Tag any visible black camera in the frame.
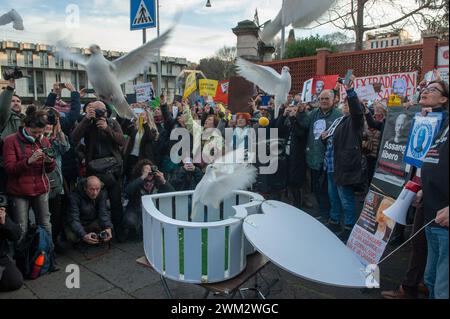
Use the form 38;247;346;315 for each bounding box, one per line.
0;195;8;208
151;165;159;174
2;67;26;81
41;147;56;158
95;108;106;119
97;231;108;241
47;109;58;126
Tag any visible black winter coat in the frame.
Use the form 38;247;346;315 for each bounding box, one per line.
276;112;308;188
332;89;366;186
67;181;113;239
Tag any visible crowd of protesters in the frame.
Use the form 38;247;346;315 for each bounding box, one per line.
0;71;448;299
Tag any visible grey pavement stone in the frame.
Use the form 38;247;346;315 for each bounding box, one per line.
131;281;168;299
113;241;145;258
92;288;135;299
24;256;114;299
0;285;38;299
82;248;161;293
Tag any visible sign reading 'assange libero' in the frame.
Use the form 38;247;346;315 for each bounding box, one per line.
371;106;420;198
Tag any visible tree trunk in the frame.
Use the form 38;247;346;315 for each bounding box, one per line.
354;0;366;51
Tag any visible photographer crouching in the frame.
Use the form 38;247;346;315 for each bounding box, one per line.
0;195;23;292
65;176;113;245
71;101;126;242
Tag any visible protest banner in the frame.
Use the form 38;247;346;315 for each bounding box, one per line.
183;72;197;99
214;80;229;105
312;75;339;95
354;72;417;100
371;105;420;198
199;79;218;97
347;190;395;266
438;46;449;83
134;82;154;103
404;113;443;168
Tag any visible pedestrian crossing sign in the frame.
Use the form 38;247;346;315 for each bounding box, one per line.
130;0;156;30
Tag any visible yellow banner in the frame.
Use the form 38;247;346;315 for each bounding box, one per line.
199;79;219;97
183;72;197;99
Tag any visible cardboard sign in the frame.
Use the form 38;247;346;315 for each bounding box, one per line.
354;72;417;100
371;105;420;198
214;80;229;105
199;79;219;97
347;190;395;266
404;113;443;168
301;78;314;103
134;82;154;103
183;72;197;99
355;84;378;101
437;46;449;84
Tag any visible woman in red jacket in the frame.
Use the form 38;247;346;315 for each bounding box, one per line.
2;106;56;244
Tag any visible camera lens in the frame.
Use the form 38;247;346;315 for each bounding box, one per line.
0;195;8;208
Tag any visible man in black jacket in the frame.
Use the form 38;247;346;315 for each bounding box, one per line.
0;200;23;291
322;80;366;241
65;176;113;245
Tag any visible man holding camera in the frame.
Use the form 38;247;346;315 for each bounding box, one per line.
169;157;203;191
0;78;25;192
66;176;113;245
71;101;126;241
0;197;23;292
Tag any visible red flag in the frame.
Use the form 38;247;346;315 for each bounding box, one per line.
214;80;229;105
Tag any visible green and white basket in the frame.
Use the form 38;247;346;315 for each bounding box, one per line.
142;190;263;284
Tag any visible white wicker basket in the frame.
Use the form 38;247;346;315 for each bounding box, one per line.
142;190;263;283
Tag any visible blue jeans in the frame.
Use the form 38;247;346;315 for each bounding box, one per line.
424;226;449;299
327;172;356;227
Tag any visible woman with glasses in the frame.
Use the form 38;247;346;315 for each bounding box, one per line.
382;80;449;299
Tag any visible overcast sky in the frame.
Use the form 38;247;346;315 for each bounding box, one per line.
0;0;420;63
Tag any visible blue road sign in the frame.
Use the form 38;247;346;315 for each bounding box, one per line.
130;0;156;30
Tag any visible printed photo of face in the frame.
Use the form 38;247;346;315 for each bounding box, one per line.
394;114;408;143
393;79;407;96
316;81;325;95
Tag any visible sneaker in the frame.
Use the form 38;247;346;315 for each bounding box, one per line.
327;220;342;233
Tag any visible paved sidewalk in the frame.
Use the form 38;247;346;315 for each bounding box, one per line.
0;238;412;299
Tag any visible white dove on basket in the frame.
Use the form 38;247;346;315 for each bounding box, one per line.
260;0;335;43
192;149;257;219
235;57;291;119
55;28;173;119
0;9;24;30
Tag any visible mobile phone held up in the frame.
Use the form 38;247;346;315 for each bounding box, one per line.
338;70;354;86
84;88;96;94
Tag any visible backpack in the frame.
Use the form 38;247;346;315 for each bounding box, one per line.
15;226;56;279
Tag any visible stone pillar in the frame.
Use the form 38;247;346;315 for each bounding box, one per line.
316;48;332;76
232;20;260;62
421;34;439;79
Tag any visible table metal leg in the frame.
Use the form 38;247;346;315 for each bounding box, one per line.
160;275;173;299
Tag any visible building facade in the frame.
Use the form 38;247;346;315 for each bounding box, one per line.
0;40;189;103
365;29;413;50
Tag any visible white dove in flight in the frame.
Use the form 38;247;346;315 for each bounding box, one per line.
235;57;291;119
55;27;173;119
191;149;257;219
0;9;24;30
260;0;335;43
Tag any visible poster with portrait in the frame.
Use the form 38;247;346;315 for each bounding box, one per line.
371;105;420;198
404;113;443;168
347;190;395;266
134;82;155;103
301;78;313;103
354;72;417;100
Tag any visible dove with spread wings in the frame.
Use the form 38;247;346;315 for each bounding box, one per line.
260;0;335;44
191;149;257;219
0;9;24;30
235;57;291;119
55;28;173;119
